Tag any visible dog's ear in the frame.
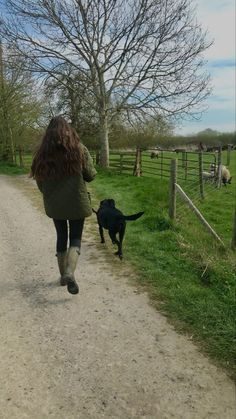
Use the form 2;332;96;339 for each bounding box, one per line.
100;199;105;206
109;199;115;207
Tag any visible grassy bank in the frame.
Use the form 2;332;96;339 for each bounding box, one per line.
91;169;236;378
0;161;30;175
1;152;235;378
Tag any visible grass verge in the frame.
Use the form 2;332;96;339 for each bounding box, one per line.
1;153;235;378
91;168;236;379
0;162;30;175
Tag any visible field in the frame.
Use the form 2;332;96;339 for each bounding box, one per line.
91;150;236;377
105;149;235;245
1;149;235;377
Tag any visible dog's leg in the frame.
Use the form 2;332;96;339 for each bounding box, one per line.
109;227;124;260
114;223;125;259
108;230;122;259
99;224;105;243
117;223;126;259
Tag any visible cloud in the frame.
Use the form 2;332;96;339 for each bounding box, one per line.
209;59;235;68
194;0;235;60
196;0;232;12
178;64;235;134
175;108;235;135
209;66;235;101
177;0;235;134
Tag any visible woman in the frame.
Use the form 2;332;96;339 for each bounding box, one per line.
30;116;97;295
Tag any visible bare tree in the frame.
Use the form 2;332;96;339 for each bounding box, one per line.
44;64;100;149
0;42;44;161
44;64;97;130
0;0;212;166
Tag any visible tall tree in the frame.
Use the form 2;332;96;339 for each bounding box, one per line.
0;0;212;166
44;64;99;145
0;45;43;161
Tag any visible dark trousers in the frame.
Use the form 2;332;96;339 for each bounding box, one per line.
53;219;85;253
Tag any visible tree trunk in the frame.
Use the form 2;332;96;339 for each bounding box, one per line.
95;150;100;164
99;113;109;168
9;128;15;164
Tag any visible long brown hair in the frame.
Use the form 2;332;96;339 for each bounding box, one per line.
30;116;84;181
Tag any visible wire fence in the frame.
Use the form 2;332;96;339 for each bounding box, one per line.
0;144;25;167
91;147;226;198
168;157;235;249
91;147;235;248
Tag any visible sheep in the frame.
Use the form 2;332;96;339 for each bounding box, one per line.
221;165;232;185
150;151;159;159
174;148;186;153
206;146;220;152
209;164;232;185
202;171;215;182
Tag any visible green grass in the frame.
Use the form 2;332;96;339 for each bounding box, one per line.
1;150;235;377
0;161;30;175
91;162;236;378
0;152;32;175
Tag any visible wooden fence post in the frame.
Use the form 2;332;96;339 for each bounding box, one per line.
227;144;231;166
176;184;225;246
95;150;100;165
2;145;11;161
13;145;17;164
19;145;24;168
133;147;141;177
217;147;222;188
139;148;142;176
198;151;204;199
231;209;236;250
161;150;163;178
119;154;123;174
169;159;177;219
184;153;188;180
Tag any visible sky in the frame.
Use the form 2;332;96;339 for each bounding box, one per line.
175;0;235;135
0;0;234;135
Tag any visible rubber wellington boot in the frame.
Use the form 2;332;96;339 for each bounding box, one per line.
56;251;68;286
64;246;80;295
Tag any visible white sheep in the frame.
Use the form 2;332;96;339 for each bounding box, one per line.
202;171;215;181
221;165;232;185
209;164;232;185
150;150;159;159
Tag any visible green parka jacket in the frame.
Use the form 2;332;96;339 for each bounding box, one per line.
36;145;97;220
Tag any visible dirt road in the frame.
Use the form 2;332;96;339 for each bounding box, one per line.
0;175;235;419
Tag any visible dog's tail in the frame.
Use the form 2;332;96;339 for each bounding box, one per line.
92;208;98;214
123;211;144;221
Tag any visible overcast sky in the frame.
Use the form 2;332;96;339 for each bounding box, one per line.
176;0;235;135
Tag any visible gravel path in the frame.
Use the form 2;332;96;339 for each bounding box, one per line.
0;175;235;419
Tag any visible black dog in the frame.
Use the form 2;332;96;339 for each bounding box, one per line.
93;199;144;259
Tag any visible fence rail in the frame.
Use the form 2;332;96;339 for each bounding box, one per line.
41;146;236;250
98;147;225;196
0;144;25;167
168;158;233;248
